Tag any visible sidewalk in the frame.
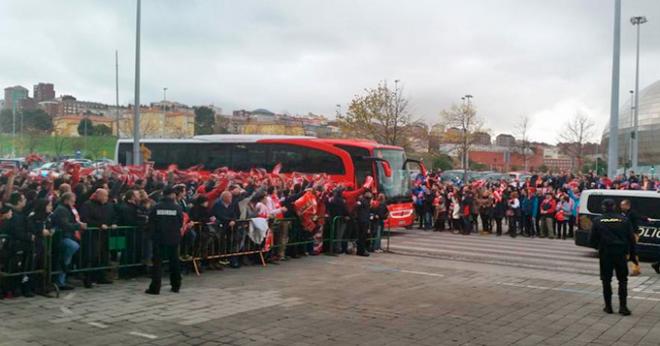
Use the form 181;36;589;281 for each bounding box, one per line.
1;251;660;346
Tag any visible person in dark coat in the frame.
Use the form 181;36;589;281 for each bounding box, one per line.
620;199;648;275
26;198;54;295
355;191;373;257
1;193;34;298
79;188;117;287
282;184;305;258
327;187;350;254
492;197;506;236
145;187;184;295
590;198;635;316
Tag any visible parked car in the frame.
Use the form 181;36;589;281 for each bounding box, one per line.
33;162;59;177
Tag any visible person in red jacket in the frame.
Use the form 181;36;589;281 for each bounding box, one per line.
539;193;557;239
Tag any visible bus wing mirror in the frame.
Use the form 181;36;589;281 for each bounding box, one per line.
381;161;392;177
405;159;427;176
363;156;392;177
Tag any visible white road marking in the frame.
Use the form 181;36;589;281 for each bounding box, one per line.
88;322;108;329
59;306;73;315
63;293;76;300
128;332;158;339
400;270;445;278
499;282;660;302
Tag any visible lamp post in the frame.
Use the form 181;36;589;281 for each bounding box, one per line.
11;89;17;157
163;87;167;101
132;0;142;165
607;0;621;179
629;90;634;167
115;50;120;137
462;94;473;182
630;15;647;172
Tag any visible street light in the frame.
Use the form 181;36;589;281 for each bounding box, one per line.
629;90;634;167
607;0;621;179
462;94;473;181
630;15;647;171
11;89;17;157
163;87;168;101
132;0;142;165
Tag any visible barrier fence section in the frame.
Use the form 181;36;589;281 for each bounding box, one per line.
0;216;390;297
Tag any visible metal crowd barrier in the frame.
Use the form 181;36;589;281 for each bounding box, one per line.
186;219;269;276
0;216;389;298
0;233;54;297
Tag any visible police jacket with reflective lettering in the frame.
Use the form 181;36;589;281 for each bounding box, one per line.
149;197;183;246
590;212;636;256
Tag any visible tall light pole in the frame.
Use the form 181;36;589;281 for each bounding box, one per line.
630;15;647;172
115;50;120;137
11;89;17;157
607;0;621;179
628;90;634;168
132;0;141;165
463;94;473;182
163;87;168;101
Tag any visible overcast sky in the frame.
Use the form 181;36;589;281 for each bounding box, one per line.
1;0;659;143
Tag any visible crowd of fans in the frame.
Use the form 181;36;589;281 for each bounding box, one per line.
0;163;387;299
1;160;657;300
411;170;657;238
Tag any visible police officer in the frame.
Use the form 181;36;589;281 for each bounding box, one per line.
355;191;372;257
590;198;635;316
145;187;184;295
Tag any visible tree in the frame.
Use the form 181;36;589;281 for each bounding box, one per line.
337;81;412;146
538;164;549;173
558;112;595;172
515;115;532;171
194;106;215;135
53;136;67;159
0;109;11;133
432;154;454;171
22;109;53;133
94;124;112;136
78;118;94;136
440;101;483;180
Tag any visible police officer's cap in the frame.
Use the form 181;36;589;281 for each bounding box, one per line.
601;198;616;213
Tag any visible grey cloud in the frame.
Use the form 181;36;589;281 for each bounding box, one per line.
1;0;659;143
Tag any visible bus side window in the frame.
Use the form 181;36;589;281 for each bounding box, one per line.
200;143;230;170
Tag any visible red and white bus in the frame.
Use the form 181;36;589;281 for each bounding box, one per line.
115;135;420;227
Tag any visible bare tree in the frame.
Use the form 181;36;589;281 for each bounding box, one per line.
440;101;483;180
515;115;532;171
558;112;595;171
53;136;67;160
338;81;412;146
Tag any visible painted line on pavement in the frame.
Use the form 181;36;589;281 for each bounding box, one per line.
399;270;445;278
63;292;76;300
88;322;108;329
499;282;660;301
327;260;444;278
59;306;73;315
128;331;158;339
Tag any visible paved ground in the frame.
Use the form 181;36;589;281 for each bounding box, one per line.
2;229;660;346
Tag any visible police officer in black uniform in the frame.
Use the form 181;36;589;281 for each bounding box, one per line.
590;198;635;316
145;187;184;295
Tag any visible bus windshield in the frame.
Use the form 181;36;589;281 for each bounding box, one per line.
375;149;411;202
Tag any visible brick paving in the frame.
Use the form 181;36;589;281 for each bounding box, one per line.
1;230;660;345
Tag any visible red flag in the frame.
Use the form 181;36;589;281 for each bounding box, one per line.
363;176;374;189
272;163;282;175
